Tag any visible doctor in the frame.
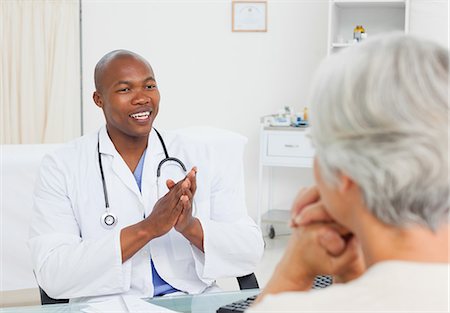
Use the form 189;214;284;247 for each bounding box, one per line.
29;50;264;301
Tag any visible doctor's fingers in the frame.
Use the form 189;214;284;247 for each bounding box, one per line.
165;195;185;224
181;187;194;202
175;195;193;223
291;186;321;220
166;179;176;190
170;178;191;194
162;181;190;209
172;195;189;214
185;167;197;194
165;177;190;192
180;194;192;215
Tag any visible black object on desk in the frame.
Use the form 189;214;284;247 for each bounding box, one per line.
311;275;333;289
217;294;258;313
216;275;332;313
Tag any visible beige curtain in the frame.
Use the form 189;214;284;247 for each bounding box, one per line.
1;0;81;144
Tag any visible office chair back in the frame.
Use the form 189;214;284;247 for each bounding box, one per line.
39;287;69;305
39;273;259;305
236;273;259;290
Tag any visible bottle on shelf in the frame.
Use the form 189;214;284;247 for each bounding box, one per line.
353;25;366;42
303;107;309;122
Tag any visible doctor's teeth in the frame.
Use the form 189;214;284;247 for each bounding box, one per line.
130;111;150;119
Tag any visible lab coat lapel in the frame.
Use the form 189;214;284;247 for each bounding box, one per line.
98;126;142;201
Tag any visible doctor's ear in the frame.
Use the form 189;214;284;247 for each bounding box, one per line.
93;91;103;108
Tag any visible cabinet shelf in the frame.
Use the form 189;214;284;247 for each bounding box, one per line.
327;0;409;54
333;0;406;8
261;209;291;225
331;42;354;48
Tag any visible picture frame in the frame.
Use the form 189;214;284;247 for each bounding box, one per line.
232;1;267;32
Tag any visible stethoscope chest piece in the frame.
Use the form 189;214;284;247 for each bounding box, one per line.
101;212;118;229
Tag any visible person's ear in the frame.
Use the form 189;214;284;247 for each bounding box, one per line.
338;172;355;194
93;91;103;108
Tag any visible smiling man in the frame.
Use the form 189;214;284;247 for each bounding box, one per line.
29;50;264;302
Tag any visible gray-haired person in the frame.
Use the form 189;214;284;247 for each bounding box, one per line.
250;33;449;312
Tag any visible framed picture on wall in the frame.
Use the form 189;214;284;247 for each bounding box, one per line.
232;1;267;32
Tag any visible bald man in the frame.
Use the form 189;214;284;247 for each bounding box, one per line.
29;50;264;303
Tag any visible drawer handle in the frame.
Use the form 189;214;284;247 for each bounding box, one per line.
284;144;299;148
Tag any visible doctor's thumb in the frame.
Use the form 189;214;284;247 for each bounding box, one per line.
166;179;176;189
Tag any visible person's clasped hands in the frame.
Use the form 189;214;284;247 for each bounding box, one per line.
284;186;366;289
146;167;198;238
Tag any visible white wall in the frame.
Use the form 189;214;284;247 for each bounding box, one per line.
81;0;449;222
81;0;329;221
409;0;449;48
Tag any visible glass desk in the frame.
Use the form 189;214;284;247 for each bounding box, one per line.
0;289;259;313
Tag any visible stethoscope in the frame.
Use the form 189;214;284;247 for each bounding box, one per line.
98;128;191;229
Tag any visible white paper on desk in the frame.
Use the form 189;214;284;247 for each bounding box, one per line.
80;295;180;313
122;295;180;313
80;296;127;313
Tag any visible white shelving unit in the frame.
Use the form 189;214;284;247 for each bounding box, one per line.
327;0;410;54
257;125;314;238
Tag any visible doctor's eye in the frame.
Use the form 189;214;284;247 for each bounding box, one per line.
145;84;157;90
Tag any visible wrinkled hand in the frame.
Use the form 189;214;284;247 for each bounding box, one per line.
290;186;327;226
289;185;366;283
145;178;190;238
255;186;366;303
277;222;362;287
166;167;198;235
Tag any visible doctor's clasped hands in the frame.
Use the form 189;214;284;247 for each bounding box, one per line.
120;167;201;263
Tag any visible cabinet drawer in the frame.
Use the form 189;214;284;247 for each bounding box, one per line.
267;133;314;158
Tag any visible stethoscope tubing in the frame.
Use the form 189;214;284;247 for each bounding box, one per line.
98;128;193;229
98;140;110;210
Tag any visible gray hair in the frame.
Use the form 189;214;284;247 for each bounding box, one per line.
309;33;449;231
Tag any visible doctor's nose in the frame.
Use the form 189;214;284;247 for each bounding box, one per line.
131;92;151;106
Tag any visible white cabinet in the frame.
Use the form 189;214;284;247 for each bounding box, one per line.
262;130;314;166
327;0;410;54
257;126;314;238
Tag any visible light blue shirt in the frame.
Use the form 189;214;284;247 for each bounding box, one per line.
133;150;179;296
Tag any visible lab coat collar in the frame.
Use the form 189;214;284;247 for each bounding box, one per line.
97;126;165;158
98;126;117;157
97;126;164;202
147;127;166;159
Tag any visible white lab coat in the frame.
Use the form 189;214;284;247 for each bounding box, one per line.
28;126;264;301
